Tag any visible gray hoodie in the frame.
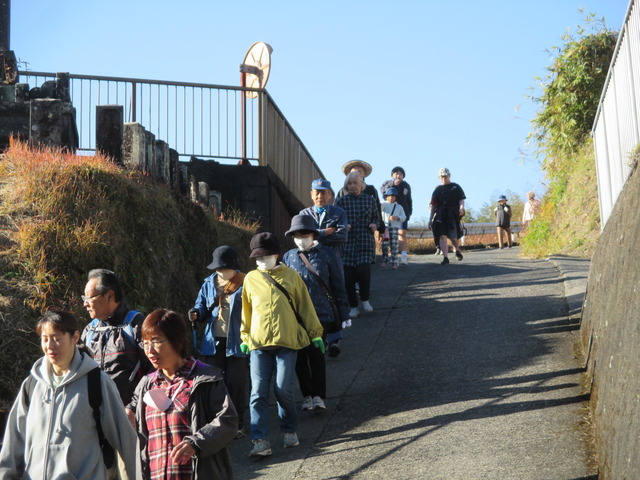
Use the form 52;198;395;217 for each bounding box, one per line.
0;348;138;480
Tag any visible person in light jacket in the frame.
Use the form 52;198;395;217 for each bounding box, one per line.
0;310;137;480
189;245;248;437
240;232;324;458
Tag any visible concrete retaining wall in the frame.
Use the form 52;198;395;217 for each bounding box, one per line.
580;162;640;479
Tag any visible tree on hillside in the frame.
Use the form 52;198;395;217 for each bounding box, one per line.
522;10;617;257
527;11;617;181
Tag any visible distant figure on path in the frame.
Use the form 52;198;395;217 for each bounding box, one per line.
380;187;407;270
522;191;541;228
429;167;466;265
380;166;412;264
494;195;512;249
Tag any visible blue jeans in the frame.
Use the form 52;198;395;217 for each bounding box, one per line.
249;348;298;440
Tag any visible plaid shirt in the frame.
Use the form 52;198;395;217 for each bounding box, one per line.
145;358;197;480
335;193;380;266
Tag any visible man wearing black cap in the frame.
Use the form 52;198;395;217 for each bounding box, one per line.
240;232;324;457
189;245;248;437
380;166;413;264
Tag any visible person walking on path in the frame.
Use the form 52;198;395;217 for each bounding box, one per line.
81;268;151;405
380;187;407;270
0;310;138;480
189;245;248;438
429;167;466;265
282;215;351;407
335;171;381;317
127;309;237;480
298;178;348;258
337;160;385;236
522;191;541;228
380;166;413;264
494;195;512;248
240;232;324;458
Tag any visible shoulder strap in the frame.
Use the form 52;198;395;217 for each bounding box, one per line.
88;367;115;469
258;271;304;326
22;374;36;407
122;309;141;345
298;252;341;323
84;318;101;346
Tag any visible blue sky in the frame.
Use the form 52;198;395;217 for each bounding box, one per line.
11;0;630;223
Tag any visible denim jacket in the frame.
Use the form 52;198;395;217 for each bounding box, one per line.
192;272;246;357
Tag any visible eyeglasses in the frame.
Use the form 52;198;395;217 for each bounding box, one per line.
139;338;168;350
81;292;103;303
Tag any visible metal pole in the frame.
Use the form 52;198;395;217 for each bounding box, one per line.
240;69;248;165
0;0;10;51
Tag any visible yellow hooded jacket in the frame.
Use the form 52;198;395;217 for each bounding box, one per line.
241;264;323;351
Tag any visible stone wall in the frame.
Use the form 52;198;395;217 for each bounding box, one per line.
580;162;640;479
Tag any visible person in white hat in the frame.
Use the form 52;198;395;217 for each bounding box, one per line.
337;160;385;236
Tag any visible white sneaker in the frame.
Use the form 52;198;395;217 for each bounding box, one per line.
312;396;326;410
301;396;314;411
349;307;359;318
361;301;373;312
283;432;300;448
249;439;272;457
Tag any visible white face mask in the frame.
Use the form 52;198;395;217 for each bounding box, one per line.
294;237;315;251
255;255;278;271
216;269;236;281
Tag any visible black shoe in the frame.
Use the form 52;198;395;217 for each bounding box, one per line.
455;251;463;261
328;342;341;357
441;257;450;265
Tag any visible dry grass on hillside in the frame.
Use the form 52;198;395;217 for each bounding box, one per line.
0;140;256;406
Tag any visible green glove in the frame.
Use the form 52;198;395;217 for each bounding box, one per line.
311;337;325;354
240;343;250;355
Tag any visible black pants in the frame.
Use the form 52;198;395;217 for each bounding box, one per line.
295;344;326;399
344;263;371;307
203;338;249;429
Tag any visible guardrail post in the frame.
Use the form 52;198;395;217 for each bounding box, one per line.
96;105;123;164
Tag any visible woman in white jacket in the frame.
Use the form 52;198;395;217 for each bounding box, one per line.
0;310;138;480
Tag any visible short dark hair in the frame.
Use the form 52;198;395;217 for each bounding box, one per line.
87;269;123;303
141;309;188;358
36;310;79;336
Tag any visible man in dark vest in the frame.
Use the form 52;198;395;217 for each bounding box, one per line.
80;269;151;405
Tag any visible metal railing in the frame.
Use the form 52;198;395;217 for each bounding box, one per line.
17;70;325;204
591;0;638;229
18;71;261;162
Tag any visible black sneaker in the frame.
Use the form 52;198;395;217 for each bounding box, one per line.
441;257;450;265
455;251;463;261
328;342;341;357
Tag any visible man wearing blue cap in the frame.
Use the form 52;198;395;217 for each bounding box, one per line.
494;195;512;249
298;179;348;258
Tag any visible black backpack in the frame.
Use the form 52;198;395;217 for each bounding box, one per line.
23;367;115;469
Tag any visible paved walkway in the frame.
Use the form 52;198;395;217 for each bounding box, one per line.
229;247;593;480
